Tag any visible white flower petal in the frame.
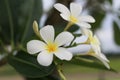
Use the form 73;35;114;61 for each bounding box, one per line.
54;3;70;20
99;53;110;62
27;40;46;54
91;45;100;54
37;51;53;66
80;15;95;23
54;48;73;60
40;25;54;43
94;55;110;69
93;35;100;45
60;14;69;21
55;31;74;46
77;22;91;28
81;28;92;36
70;3;82;17
67;44;91;55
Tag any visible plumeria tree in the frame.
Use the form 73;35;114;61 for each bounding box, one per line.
0;0;118;80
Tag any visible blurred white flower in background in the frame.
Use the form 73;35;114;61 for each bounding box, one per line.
54;3;95;28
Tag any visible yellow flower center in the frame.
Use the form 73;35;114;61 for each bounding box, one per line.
87;49;95;56
70;15;78;23
86;35;98;45
90;37;98;45
46;43;58;53
91;38;96;44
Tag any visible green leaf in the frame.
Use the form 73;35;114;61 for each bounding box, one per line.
108;0;112;4
53;24;79;36
0;0;11;43
65;57;117;73
113;21;120;45
91;12;105;31
20;0;43;43
0;0;42;46
8;51;55;78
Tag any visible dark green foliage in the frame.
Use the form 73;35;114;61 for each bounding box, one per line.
113;21;120;45
108;0;113;4
65;57;117;73
91;12;105;31
8;51;55;78
26;75;60;80
0;0;42;46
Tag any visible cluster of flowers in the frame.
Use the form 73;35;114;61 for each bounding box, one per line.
27;3;110;69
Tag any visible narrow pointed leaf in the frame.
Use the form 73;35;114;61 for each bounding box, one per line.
65;57;117;72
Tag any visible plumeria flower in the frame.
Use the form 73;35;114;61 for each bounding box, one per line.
27;25;74;66
54;3;95;28
83;29;110;69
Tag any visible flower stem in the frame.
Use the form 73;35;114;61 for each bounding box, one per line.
54;61;67;80
58;68;67;80
64;22;73;31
